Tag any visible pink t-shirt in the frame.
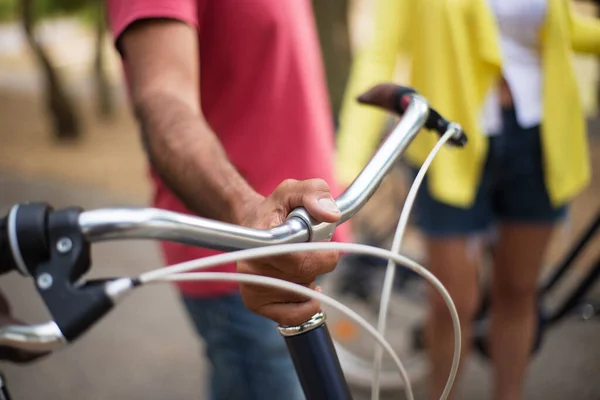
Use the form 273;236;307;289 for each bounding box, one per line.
107;0;350;297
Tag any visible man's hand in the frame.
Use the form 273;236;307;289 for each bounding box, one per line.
237;179;341;326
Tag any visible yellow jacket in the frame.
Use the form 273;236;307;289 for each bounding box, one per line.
336;0;600;208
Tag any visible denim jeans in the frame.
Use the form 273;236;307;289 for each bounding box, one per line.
182;292;304;400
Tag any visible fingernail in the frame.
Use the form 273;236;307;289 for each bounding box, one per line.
315;286;323;293
318;197;340;214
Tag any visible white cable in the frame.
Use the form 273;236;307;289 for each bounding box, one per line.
139;242;461;400
149;272;410;399
372;128;460;400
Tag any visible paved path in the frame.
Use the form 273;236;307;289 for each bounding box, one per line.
0;171;599;400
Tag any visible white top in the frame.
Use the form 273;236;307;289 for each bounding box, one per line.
481;0;547;135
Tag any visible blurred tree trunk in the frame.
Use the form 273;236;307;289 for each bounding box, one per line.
93;0;114;119
312;0;352;126
21;0;80;140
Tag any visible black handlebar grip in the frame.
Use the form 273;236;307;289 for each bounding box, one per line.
0;215;18;275
393;86;467;146
358;83;467;147
392;85;449;131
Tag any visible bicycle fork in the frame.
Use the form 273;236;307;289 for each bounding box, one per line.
278;311;352;400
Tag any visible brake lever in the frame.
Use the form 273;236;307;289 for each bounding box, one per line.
5;203;134;351
0;277;134;355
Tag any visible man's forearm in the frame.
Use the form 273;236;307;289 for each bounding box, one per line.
135;92;262;224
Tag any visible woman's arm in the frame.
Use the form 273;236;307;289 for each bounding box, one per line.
335;0;413;186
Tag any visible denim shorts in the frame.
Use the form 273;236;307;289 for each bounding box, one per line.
410;107;567;237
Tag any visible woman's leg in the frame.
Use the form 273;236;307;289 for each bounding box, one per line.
425;236;481;400
490;223;555;400
408;165;495;400
488;109;567;400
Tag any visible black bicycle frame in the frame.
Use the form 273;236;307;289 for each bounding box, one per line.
283;323;352;400
546;256;600;324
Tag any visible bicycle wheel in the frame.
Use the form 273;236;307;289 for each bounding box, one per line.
320;163;429;390
321;252;430;391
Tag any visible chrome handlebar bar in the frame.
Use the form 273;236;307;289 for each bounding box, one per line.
0;91;466;356
78;94;432;249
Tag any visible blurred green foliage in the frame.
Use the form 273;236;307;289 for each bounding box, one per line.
0;0;94;24
0;0;17;21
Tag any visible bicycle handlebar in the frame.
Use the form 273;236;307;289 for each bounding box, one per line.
0;86;466;357
77;93;434;249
